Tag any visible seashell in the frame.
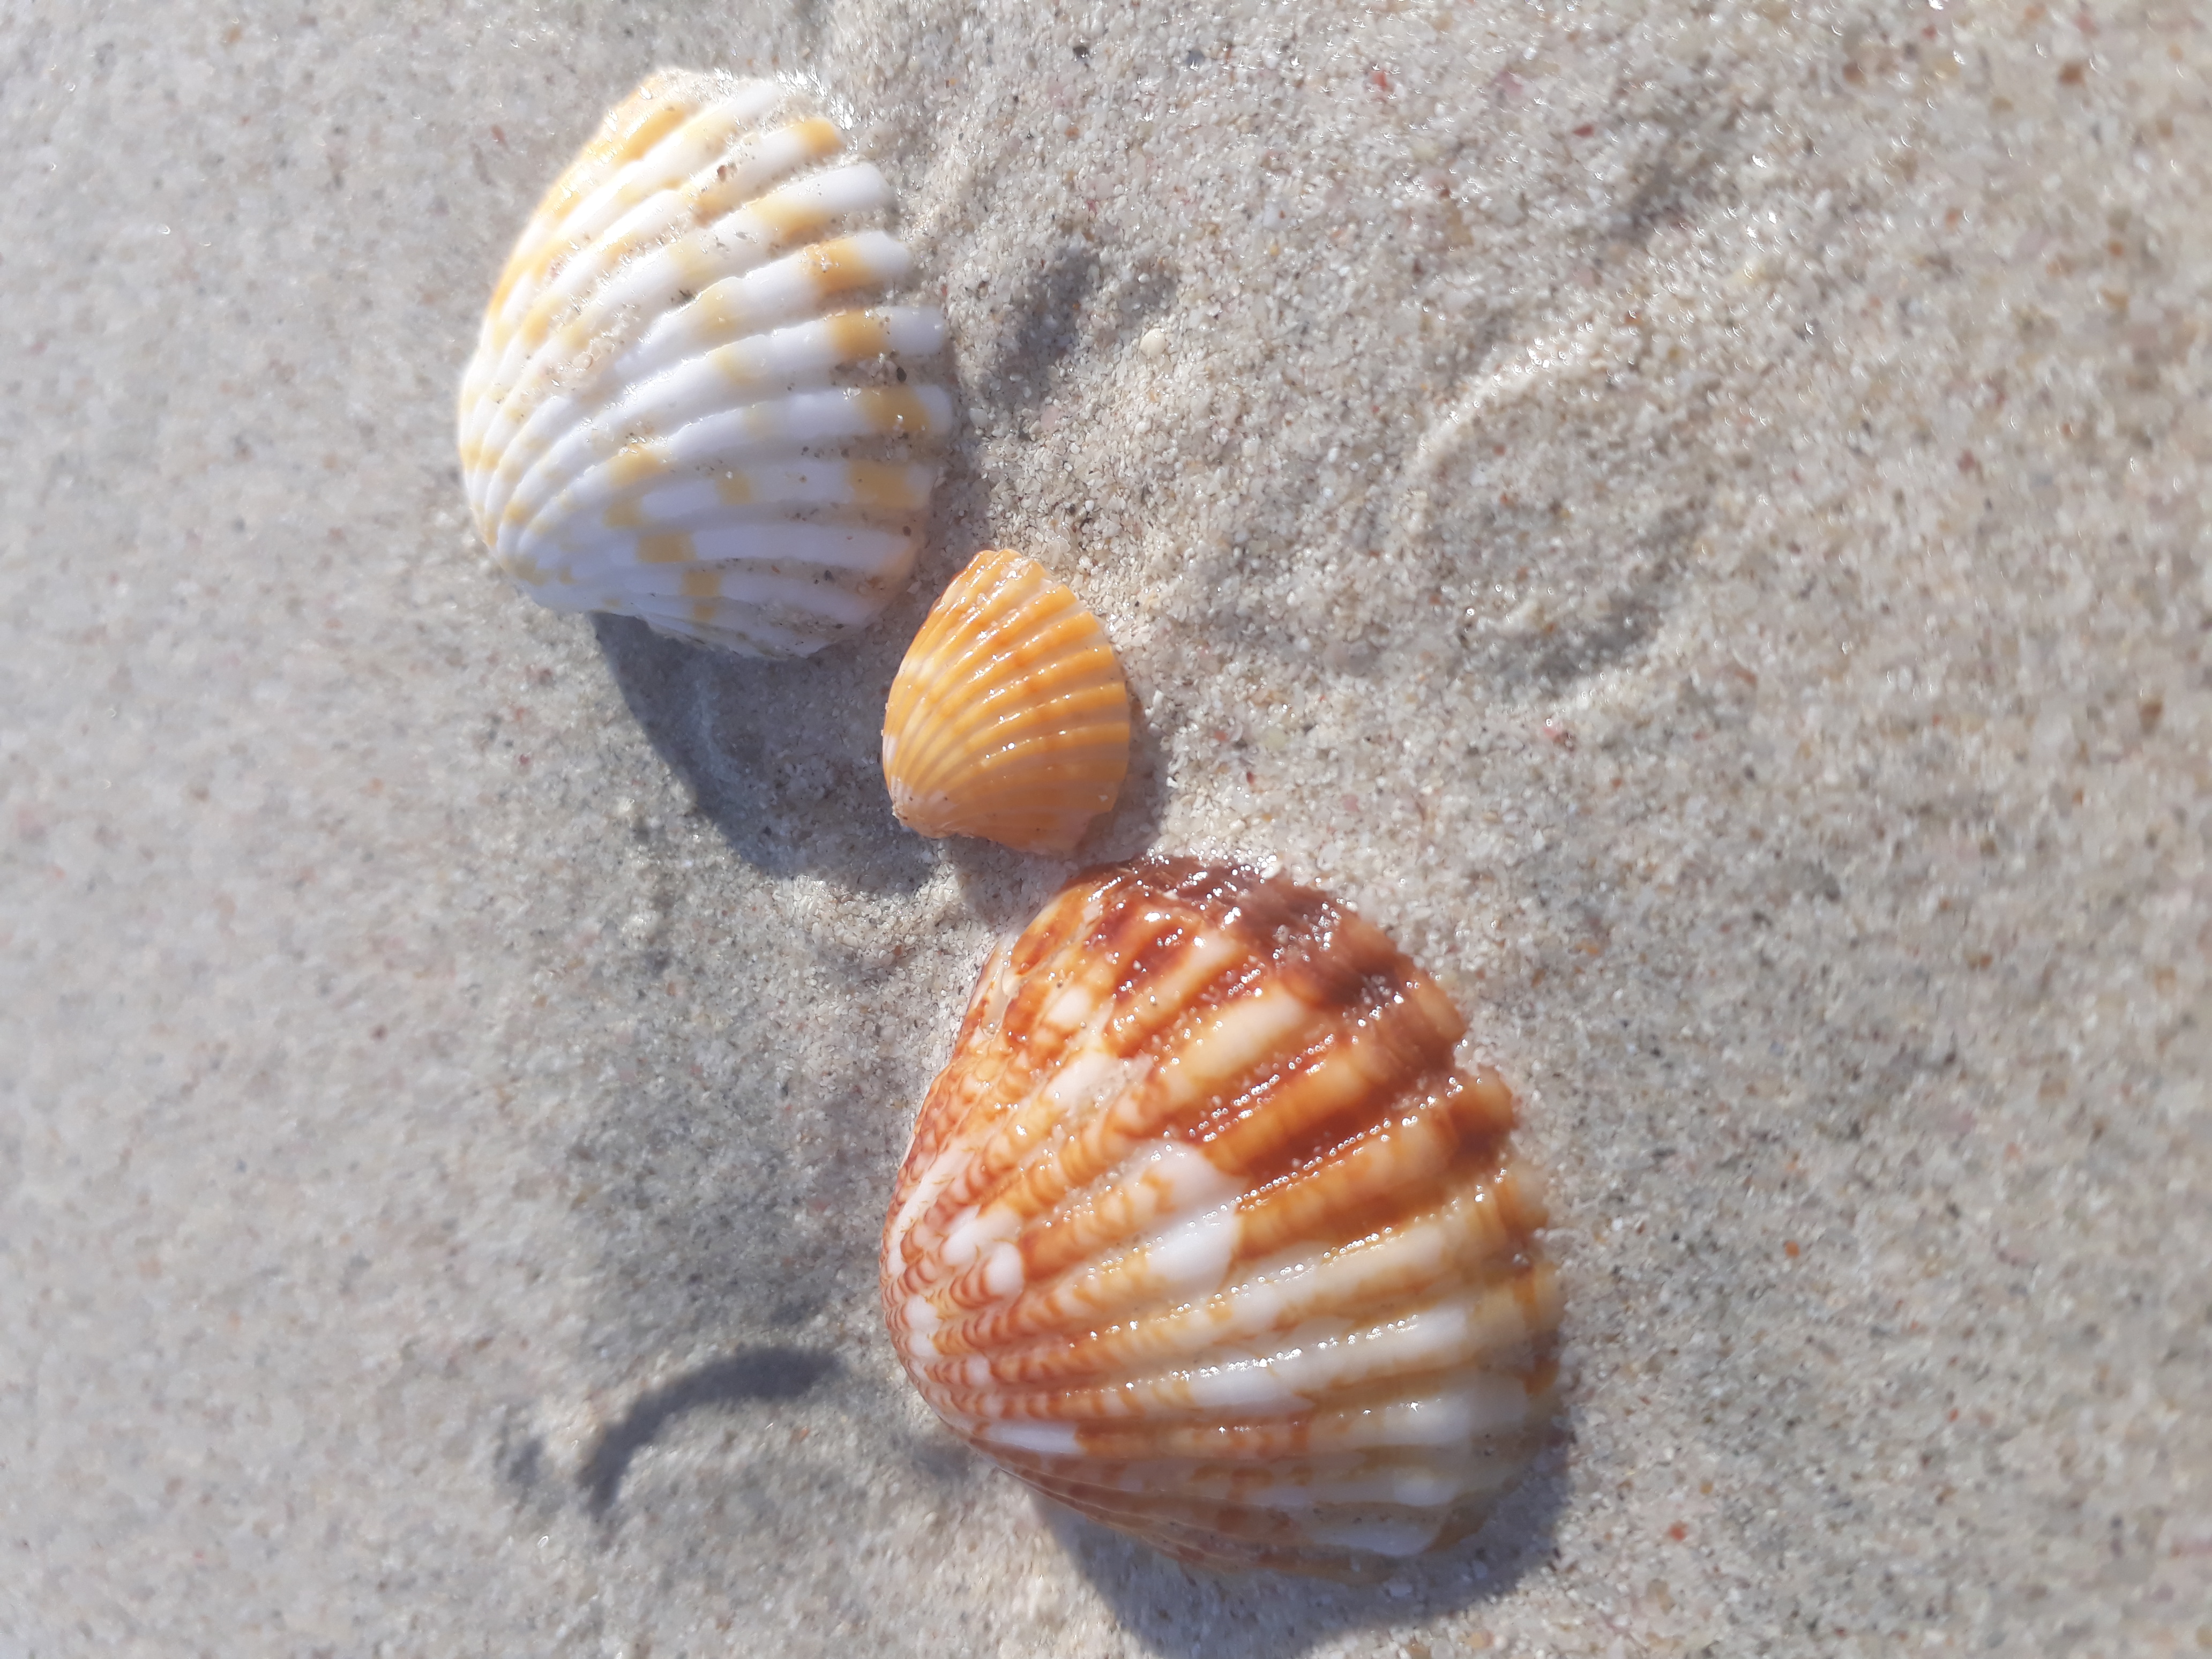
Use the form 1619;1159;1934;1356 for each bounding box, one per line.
457;71;952;657
880;858;1561;1579
881;548;1131;855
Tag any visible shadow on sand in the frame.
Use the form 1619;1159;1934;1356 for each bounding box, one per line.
592;611;936;893
593;595;1174;902
1044;1443;1572;1658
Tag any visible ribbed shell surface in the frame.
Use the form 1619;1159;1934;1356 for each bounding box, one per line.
457;71;952;657
881;548;1130;854
880;860;1561;1579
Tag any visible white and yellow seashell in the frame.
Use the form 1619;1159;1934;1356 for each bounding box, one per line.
881;858;1561;1579
457;71;952;657
881;548;1131;855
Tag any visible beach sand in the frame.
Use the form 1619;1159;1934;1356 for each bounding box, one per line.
3;2;2206;1653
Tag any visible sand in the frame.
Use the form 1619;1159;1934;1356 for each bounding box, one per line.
2;2;2206;1654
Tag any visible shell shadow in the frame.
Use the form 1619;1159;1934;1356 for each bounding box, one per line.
974;242;1178;413
578;1347;840;1519
1084;684;1171;863
514;953;979;1555
586;322;1012;898
1047;1442;1571;1658
592;612;934;894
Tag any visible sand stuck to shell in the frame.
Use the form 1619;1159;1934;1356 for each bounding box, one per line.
458;71;951;657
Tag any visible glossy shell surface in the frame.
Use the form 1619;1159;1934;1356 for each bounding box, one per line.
881;859;1560;1578
881;548;1130;855
458;71;952;657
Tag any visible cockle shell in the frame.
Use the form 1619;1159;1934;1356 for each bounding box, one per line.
880;859;1561;1579
457;71;952;657
881;548;1131;855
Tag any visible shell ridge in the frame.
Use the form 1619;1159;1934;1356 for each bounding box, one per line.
881;862;1560;1576
476;95;811;440
521;153;886;399
462;73;945;655
939;1160;1509;1362
480;80;697;324
619;571;880;626
1017;1135;1246;1289
559;462;932;550
888;612;1095;782
635;229;915;373
925;1197;1508;1386
896;662;1125;787
917;564;1060;664
909;740;1129;809
487;86;806;342
481;156;898;478
496;384;949;566
506;326;944;567
495;373;939;554
882;549;1130;849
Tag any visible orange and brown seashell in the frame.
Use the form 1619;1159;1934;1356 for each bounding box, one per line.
880;548;1130;855
880;858;1561;1579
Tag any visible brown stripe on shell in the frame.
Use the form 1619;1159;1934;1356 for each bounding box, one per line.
918;1213;1537;1395
910;1115;1540;1372
912;1205;1554;1393
880;858;1561;1579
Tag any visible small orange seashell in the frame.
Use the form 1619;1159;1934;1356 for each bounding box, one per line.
880;858;1561;1579
881;548;1130;855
